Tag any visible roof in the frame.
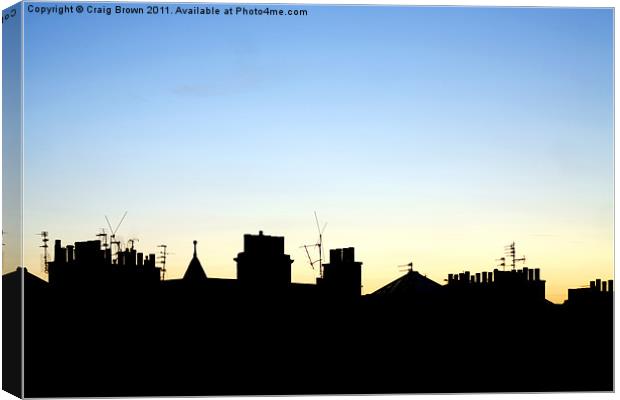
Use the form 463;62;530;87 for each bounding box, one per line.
183;241;208;281
370;270;442;299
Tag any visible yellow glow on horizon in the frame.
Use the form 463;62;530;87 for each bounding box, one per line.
17;217;612;306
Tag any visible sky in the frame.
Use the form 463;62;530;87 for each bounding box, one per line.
3;3;613;303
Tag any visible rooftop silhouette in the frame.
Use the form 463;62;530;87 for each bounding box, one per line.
3;230;613;397
183;240;208;281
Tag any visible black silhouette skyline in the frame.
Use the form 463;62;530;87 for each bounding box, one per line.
2;229;613;397
2;3;613;398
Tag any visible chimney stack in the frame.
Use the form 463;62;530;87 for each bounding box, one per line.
330;249;342;264
342;247;355;263
67;245;74;263
54;240;64;264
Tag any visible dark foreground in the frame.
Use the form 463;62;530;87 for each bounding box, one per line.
3;269;614;397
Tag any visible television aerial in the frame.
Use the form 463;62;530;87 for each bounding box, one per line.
398;261;414;274
300;211;327;278
38;231;50;274
105;211;127;264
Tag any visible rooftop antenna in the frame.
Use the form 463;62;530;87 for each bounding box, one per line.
105;211;127;264
157;244;169;280
315;212;327;278
38;231;49;274
398;261;414;274
504;242;526;270
496;257;506;271
127;238;139;250
96;228;110;263
300;212;327;278
96;228;109;249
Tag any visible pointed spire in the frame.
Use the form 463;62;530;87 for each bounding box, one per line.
183;239;208;281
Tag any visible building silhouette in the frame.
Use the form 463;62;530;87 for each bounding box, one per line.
317;247;362;300
48;238;160;290
443;267;547;308
183;240;208;281
2;230;614;397
566;278;614;308
235;231;293;288
368;268;442;306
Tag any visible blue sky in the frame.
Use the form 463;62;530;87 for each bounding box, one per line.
6;4;613;302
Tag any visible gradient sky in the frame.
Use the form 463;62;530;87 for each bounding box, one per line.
5;4;613;303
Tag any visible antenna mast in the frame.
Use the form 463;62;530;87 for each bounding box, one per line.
504;242;525;270
157;244;168;280
38;231;49;274
300;212;328;278
96;228;109;249
105;211;127;264
128;238;139;250
314;212;326;278
398;261;414;274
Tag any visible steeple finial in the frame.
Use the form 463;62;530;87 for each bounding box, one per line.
183;239;207;281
